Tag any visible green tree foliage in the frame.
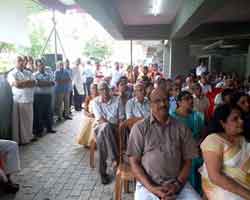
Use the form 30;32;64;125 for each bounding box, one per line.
83;37;112;62
18;25;50;58
0;42;15;54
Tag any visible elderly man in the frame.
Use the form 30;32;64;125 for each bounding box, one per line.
0;139;20;193
126;82;150;119
92;81;125;184
7;56;36;144
33;59;56;136
127;88;201;200
72;58;85;111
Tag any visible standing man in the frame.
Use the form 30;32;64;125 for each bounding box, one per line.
110;62;123;88
54;61;72;121
83;60;94;96
7;56;36;144
33;59;56;136
92;81;125;184
72;58;85;111
196;61;207;77
127;88;201;200
64;59;73;115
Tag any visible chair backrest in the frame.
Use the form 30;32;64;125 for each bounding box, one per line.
118;117;142;163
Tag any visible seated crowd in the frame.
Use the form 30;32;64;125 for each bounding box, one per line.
1;56;250;200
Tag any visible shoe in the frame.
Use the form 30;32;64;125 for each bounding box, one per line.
47;129;56;134
101;174;111;185
57;117;62;122
2;182;19;194
31;137;38;142
64;116;72;120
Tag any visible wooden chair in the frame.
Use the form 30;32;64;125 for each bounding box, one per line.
89;124;119;169
114;117;142;200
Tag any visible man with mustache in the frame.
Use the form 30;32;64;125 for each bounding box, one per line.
127;88;201;200
92;81;125;184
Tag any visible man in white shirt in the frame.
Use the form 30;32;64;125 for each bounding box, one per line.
199;74;212;94
83;61;94;96
92;81;125;184
126;83;150;119
72;58;85;111
195;61;207;77
110;62;123;88
7;56;36;144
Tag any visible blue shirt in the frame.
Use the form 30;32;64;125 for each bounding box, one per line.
54;69;71;93
34;67;54;94
169;96;177;114
65;67;73;92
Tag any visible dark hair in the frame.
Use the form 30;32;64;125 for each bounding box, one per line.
35;59;43;66
207;104;241;134
116;76;128;87
232;92;248;106
221;89;234;102
176;91;192;102
145;81;153;88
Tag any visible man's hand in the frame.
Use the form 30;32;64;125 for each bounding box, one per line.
164;183;179;196
150;185;168;199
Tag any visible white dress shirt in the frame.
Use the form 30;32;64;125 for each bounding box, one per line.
196;65;207;77
125;97;150;119
72;66;85;95
7;68;35;103
92;96;125;124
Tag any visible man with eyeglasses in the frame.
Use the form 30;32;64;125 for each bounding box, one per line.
92;81;125;184
7;56;36;144
127;88;201;200
125;82;150;119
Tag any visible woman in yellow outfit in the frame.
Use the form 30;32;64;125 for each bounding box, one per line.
76;83;98;147
200;104;250;200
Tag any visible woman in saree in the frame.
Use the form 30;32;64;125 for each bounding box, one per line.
170;91;205;194
200;104;250;200
76;83;98;147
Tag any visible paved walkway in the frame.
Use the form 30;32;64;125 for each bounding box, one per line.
1;111;133;200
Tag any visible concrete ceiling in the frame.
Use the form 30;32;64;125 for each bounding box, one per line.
207;0;250;23
75;0;250;41
117;0;183;25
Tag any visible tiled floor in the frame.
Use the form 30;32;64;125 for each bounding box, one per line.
1;111;133;200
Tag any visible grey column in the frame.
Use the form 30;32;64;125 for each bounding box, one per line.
169;39;195;78
246;44;250;78
162;43;171;78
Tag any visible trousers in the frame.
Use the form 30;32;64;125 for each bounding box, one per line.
94;123;118;176
12;102;34;144
33;93;53;134
55;92;70;118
